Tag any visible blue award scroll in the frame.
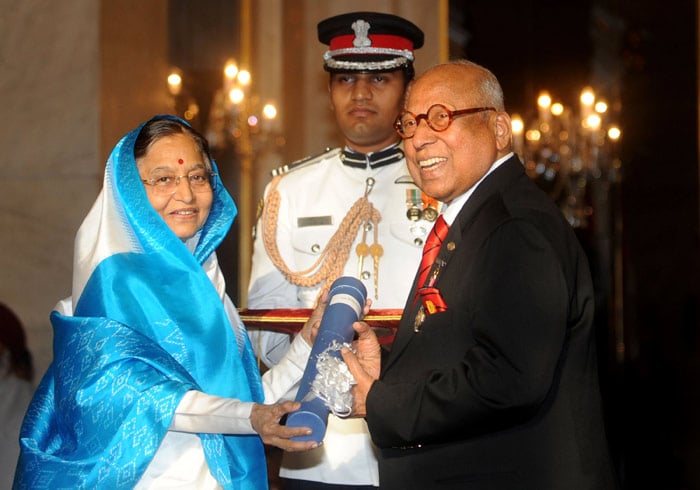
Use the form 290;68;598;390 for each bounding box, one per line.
286;276;367;443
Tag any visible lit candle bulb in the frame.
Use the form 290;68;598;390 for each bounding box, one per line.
607;126;621;141
537;91;552;123
580;87;595;119
167;69;182;96
511;114;524;158
223;59;238;93
551;102;564;117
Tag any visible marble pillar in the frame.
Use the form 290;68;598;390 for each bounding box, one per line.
0;0;169;379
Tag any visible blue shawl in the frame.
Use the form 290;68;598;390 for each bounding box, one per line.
14;116;266;489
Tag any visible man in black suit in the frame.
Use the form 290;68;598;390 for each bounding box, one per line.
342;60;619;489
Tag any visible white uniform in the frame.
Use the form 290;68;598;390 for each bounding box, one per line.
247;145;434;486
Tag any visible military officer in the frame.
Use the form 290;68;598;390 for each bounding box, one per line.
246;11;431;489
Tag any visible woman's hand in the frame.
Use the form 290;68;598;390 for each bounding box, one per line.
250;401;318;451
299;292;372;348
299;289;329;346
362;297;372;318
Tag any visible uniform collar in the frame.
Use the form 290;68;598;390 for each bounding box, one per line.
340;143;404;169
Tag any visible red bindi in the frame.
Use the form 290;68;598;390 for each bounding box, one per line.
178;158;184;165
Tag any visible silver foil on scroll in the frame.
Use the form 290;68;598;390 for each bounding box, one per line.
309;340;356;418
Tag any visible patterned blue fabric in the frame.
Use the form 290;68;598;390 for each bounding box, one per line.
14;116;266;489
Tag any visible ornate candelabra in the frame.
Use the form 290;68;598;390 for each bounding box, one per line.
206;59;281;305
511;87;621;229
205;59;280;154
166;59;281;305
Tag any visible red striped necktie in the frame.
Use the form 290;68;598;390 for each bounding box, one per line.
414;215;449;299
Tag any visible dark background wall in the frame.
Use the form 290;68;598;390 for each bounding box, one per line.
451;1;699;488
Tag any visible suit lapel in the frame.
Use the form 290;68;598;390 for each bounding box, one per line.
382;156;525;372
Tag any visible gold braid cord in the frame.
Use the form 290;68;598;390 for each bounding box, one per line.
261;175;381;289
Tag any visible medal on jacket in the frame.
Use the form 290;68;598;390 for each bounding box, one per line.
414;305;426;332
413;258;448;333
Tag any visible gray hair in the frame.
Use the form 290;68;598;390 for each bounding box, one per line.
452;59;504;111
414;59;505;111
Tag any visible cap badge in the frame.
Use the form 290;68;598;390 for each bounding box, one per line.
351;20;371;48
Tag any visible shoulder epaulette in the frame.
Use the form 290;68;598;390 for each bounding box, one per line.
270;147;340;177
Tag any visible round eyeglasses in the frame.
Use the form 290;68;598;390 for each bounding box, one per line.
394;104;496;139
141;169;217;195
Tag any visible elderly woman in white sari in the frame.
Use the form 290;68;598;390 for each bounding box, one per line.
14;115;320;489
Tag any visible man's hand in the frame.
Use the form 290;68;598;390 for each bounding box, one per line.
341;320;381;418
250;401;318;451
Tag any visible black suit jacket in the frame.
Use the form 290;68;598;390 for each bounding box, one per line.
366;156;618;489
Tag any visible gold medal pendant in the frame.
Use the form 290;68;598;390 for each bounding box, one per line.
421;191;439;222
422;205;438;222
413;305;426;332
406;205;422;221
